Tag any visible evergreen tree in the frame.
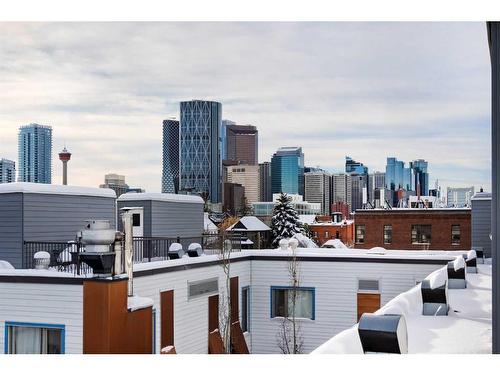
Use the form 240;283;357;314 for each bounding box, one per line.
271;193;302;246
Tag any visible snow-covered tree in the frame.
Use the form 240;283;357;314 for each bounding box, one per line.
271;193;302;247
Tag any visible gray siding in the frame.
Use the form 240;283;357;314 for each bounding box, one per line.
150;200;203;238
0;193;23;267
116;200;152;236
472;199;492;257
23;193;116;242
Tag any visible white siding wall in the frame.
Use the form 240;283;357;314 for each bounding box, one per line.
249;260;444;354
0;283;83;354
133;261;251;354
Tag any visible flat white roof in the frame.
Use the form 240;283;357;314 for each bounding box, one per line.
312;263;492;354
118;192;204;204
0;182;116;198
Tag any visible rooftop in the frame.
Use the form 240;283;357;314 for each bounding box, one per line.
312;262;492;354
118;192;204;204
0;182;116;198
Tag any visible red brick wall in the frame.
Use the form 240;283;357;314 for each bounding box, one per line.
309;222;354;246
354;210;471;250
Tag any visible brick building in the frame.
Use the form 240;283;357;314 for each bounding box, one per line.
308;216;355;247
353;209;471;250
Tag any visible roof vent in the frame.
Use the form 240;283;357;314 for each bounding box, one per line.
421;279;448;316
187;243;203;257
358;313;408;354
169;243;184;260
33;251;51;270
465;250;477;273
447;258;466;289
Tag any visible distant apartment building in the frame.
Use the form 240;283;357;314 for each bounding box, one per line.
305;171;331;215
447;186;475;207
18;123;52;184
179;100;222;203
225;124;258;165
353;209;471;250
162;119;180;194
226;164;260;203
259;162;272;202
99;173;143;197
271;147;304;196
0;159;15;183
252;194;321;217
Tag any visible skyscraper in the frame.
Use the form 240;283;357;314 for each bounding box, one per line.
349;173;368;211
226;164;260;203
447;186;475;207
369;171;386;204
18;124;52;184
305;171;331;215
331;173;349;204
345;156;368;174
225;124;258;165
259;162;272;201
271;147;305;196
0;158;16;183
221;119;235;162
162;119;180;194
411;159;429;196
179;100;222;203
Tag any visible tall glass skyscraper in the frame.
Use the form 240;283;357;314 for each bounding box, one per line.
271;147;305;196
18;124;52;184
411;159;429;196
345;156;368;174
162;119;180;194
179;100;222;203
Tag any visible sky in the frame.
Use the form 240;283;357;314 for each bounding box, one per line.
0;22;492;194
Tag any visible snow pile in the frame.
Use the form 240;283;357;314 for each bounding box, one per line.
0;260;14;270
453;256;465;271
292;233;318;248
34;251;50;260
427;266;448;289
321;239;348;249
118;192;203;204
169;243;183;251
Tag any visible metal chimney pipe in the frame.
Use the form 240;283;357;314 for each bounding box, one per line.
113;231;124;276
122;210;134;297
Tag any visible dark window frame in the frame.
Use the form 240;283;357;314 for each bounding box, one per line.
383;224;392;245
355;224;366;244
451;224;461;245
270;286;315;320
411;224;432;244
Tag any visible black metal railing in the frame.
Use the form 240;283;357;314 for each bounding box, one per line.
22;234;243;272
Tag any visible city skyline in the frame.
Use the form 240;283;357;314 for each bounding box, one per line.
0;22;491;193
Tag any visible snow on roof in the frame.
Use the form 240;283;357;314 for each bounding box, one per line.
127;295;154;312
472;192;492;200
0;182;116;198
298;215;316;225
312;263;492;354
118;192;204;204
227;216;271;232
204;213;218;231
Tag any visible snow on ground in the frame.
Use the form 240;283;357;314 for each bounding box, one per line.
312;263;492;354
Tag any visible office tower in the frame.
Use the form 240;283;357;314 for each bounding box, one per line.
304;166;325;173
223;182;245;216
271;147;305;196
99;173;129;197
18;124;52;184
345;156;368;174
225;124;258;165
411;159;429;196
0;159;16;183
369;171;386;203
447;186;475;207
385;157;405;190
58;147;71;185
259;162;272;202
162;119;180;194
305;171;331;215
331;173;348;203
179;100;222;203
221;119;235;162
349;173;368;212
226;164;260;203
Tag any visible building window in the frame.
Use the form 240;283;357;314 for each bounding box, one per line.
241;287;250;332
336;231;340;239
271;287;315;320
5;322;65;354
383;225;392;244
355;225;365;244
325;231;329;239
411;225;432;244
451;225;461;245
132;213;141;227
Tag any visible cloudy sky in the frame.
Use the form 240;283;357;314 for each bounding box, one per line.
0;22;491;193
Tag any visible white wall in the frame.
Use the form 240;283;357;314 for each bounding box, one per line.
0;282;83;354
249;260;444;354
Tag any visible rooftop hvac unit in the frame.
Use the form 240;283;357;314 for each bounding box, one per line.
187;243;203;257
358;313;408;354
447;258;466;289
33;251;51;270
420;279;448;316
168;243;184;259
77;220;116;277
464;250;477;273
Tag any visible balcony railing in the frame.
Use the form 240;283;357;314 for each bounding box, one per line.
22;234;243;274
